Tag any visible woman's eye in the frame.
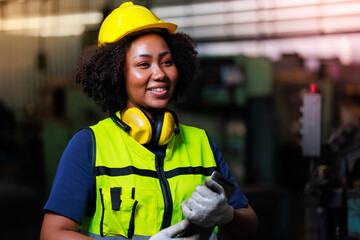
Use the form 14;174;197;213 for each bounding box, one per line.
137;62;150;68
162;59;174;66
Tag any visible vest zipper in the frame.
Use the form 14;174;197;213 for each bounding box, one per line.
155;154;173;229
99;188;105;237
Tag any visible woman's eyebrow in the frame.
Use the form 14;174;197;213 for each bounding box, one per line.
159;51;170;58
135;51;170;59
135;54;152;58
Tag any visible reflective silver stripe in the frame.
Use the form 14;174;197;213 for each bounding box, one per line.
209;233;218;240
79;230;218;240
79;230;150;240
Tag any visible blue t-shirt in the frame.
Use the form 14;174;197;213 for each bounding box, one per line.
44;128;248;223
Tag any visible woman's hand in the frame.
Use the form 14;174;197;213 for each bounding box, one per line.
182;178;258;239
149;220;200;240
182;178;234;228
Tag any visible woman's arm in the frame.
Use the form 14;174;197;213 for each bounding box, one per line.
40;212;94;240
219;204;258;239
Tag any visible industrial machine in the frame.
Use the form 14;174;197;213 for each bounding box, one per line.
301;83;360;240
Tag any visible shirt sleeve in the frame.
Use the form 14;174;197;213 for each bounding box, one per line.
206;132;248;209
43;128;94;224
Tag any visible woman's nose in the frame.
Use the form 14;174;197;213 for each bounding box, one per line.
152;64;165;80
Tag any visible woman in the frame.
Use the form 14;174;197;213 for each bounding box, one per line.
40;2;257;240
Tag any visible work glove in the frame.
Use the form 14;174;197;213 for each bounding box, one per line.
182;178;234;228
149;219;200;240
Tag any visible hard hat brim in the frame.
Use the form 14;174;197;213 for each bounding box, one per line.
98;22;177;46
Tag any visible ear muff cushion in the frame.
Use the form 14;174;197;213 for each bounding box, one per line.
122;108;152;145
157;111;175;146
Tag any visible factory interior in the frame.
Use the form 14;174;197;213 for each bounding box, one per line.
1;0;360;239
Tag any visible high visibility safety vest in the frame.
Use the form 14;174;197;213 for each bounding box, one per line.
78;114;218;239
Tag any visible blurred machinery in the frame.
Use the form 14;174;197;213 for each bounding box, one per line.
301;83;360;240
301;84;322;158
178;55;291;240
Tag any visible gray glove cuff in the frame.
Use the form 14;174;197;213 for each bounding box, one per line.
217;204;234;226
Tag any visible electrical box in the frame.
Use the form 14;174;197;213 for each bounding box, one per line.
301;91;322;157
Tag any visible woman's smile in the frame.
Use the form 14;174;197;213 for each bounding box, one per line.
147;85;168;95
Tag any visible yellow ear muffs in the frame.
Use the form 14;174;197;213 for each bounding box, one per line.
122;108;152;145
154;111;175;146
114;108;180;145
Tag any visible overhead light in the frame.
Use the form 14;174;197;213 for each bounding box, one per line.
273;0;319;8
0;11;102;37
6;25;86;37
151;0;258;18
323;15;360;33
323;2;360;16
154;0;360;40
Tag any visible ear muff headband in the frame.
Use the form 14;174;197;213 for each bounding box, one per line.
110;112;131;132
167;109;180;135
153;111;164;145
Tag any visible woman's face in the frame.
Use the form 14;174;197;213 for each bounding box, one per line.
124;33;178;117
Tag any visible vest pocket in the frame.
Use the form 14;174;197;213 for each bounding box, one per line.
99;186;158;237
100;187;137;237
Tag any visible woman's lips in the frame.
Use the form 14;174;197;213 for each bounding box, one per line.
148;87;168;96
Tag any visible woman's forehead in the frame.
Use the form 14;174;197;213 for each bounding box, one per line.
127;33;171;57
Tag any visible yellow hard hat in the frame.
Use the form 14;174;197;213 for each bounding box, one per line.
98;2;177;46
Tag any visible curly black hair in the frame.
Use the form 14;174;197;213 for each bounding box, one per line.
74;30;198;113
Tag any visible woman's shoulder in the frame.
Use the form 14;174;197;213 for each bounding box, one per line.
62;128;94;164
70;128;94;145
